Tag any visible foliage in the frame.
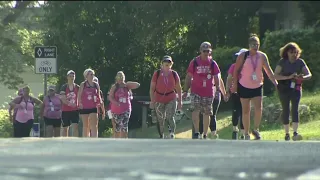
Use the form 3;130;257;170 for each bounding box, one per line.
262;28;320;91
0;109;13;137
0;2;45;90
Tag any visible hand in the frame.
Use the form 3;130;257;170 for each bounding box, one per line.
149;102;155;109
178;101;182;110
224;93;230;102
102;112;106;120
231;84;237;94
182;92;188;99
295;74;304;80
78;103;83;109
9;115;13;122
289;73;297;79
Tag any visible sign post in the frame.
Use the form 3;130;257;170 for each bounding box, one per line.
34;46;58;137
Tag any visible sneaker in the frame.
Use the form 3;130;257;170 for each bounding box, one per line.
252;130;261;140
232;131;238;140
285;133;290;141
292;132;303;141
203;134;208;139
199;133;203;139
192;133;200;139
160;134;164;139
240;135;245;140
170;133;175;139
244;134;250;140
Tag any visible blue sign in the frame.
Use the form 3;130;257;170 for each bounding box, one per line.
30;123;40;137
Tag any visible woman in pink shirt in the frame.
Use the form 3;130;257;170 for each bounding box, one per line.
108;71;140;138
40;85;62;137
8;88;24;123
9;86;42;137
78;69;104;137
231;34;277;140
149;55;182;139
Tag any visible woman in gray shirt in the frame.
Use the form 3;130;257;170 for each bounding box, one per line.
274;42;312;141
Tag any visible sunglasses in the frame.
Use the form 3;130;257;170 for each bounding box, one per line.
202;50;210;53
250;44;260;48
88;73;94;76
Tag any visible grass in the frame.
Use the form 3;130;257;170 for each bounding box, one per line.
131;93;320;141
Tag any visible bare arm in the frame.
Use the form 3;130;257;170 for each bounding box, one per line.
32;97;43;106
262;53;278;85
108;85;118;105
126;81;140;90
301;64;312;80
175;76;182;102
77;82;84;105
274;65;292;80
96;83;103;105
59;90;69;105
149;82;156;103
233;54;244;84
184;73;193;92
219;76;226;97
226;74;232;93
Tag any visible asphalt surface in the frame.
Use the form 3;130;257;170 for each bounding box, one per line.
0;138;319;180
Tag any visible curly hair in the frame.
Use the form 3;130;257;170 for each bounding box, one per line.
279;42;302;59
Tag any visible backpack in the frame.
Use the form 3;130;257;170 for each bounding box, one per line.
154;69;178;89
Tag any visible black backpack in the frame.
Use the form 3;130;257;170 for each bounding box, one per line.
237;51;250;75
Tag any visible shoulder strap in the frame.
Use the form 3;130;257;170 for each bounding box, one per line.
154;69;161;90
193;57;198;73
172;70;177;83
238;51;250;75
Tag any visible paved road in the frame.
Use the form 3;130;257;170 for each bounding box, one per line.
0;138;319;180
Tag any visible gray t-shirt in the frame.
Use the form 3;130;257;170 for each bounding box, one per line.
278;58;306;76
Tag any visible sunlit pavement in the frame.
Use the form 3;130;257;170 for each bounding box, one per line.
0;138;319;180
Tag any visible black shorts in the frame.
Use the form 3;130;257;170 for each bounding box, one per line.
238;83;263;99
44;117;61;128
61;111;80;127
79;108;98;115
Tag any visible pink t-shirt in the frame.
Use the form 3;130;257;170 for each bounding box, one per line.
187;56;221;97
14;97;35;123
44;95;62;119
81;81;100;109
111;87;131;114
152;70;179;103
239;52;264;89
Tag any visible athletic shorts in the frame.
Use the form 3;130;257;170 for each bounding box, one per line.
61;110;80;127
238;83;263;99
44;117;62;128
79;108;98;115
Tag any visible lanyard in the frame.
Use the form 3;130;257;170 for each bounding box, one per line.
250;54;259;71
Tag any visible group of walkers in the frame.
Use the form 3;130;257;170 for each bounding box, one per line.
7;33;312;141
150;34;312;141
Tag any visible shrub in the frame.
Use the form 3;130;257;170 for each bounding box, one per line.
262;28;320;91
0;110;13;137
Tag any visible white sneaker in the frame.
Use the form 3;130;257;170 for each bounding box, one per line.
170;133;175;139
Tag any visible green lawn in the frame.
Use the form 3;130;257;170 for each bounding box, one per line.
131;93;320;141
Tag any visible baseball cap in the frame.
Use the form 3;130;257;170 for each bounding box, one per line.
48;85;56;91
235;48;248;56
162;55;173;63
67;70;75;75
200;42;212;51
93;76;99;84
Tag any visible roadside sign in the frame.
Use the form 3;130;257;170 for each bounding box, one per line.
34;46;57;74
